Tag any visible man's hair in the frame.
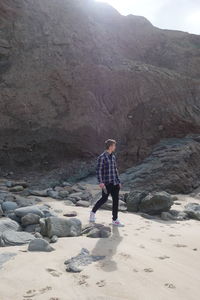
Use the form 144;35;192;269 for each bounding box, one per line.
105;139;116;150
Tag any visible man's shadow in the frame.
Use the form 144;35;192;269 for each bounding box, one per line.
91;225;123;272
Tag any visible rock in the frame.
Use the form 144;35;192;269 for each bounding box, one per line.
0;230;35;246
14;195;39;207
23;224;40;233
28;189;49;196
0;0;199;176
21;213;40;226
64;248;105;272
63;211;77;217
75;200;89;207
47;189;60;199
62;182;72;187
0;206;3;217
28;238;54;252
40;217;82;238
14;206;44;218
139;191;173;214
6;212;21;223
161;212;176;221
64;200;75;206
82;223;111;238
69;192;83;199
58;190;70;198
126;190;149;212
50;235;58;243
184;203;200;220
140;213;157;220
121;137;200;194
1;201;18;213
0;219;20;234
6;181;28;188
9;185;24;192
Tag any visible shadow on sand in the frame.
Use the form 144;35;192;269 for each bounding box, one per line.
91;225;123;272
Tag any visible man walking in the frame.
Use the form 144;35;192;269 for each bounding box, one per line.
89;139;124;226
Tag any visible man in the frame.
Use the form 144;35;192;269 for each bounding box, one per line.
89;139;124;226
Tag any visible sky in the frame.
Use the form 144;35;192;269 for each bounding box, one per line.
96;0;200;35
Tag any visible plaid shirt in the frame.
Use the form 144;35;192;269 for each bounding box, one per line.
96;150;121;185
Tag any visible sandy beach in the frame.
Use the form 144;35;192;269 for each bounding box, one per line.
0;186;200;300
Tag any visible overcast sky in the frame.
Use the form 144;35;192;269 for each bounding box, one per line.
96;0;200;35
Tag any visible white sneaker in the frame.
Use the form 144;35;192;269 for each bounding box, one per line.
112;218;124;227
89;211;96;222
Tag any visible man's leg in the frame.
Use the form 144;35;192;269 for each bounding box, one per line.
92;184;110;213
110;184;120;221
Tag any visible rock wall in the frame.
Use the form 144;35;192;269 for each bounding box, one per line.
0;0;200;174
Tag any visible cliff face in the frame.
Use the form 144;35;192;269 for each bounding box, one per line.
0;0;200;173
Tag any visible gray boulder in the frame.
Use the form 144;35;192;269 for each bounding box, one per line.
28;238;55;252
0;219;20;234
139;191;173;214
75;200;89;207
14;205;44;218
126;190;149;212
64;248;105;272
28;189;49;197
82;223;111;238
40;217;82;238
1;201;18;213
184;203;200;220
21;213;40;226
0;230;35;246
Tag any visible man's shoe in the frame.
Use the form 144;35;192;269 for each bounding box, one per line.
89;211;96;222
112;218;124;227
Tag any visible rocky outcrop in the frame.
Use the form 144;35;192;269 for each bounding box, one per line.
122;136;200;195
0;0;199;176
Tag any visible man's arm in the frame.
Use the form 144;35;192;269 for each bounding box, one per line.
96;155;104;184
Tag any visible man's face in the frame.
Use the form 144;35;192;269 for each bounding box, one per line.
110;143;116;152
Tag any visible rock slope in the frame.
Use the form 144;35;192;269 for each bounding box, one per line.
0;0;200;173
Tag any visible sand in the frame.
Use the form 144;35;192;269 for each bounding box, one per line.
0;186;200;300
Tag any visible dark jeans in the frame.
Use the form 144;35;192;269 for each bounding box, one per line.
92;183;120;221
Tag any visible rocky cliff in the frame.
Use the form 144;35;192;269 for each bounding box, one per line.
0;0;200;176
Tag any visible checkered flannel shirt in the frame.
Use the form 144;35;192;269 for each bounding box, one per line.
96;150;121;185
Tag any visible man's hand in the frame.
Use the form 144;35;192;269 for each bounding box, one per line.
119;183;122;189
99;183;105;189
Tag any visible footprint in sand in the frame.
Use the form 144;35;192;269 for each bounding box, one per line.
158;255;170;260
23;286;52;298
169;234;181;237
118;252;132;260
133;268;139;272
144;268;154;273
46;268;62;277
151;238;162;243
139;244;145;249
49;298;60;300
74;274;89;286
165;283;176;289
96;280;106;287
174;243;187;248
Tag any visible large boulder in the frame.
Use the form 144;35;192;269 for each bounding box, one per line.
0;230;35;246
40;217;82;238
122;137;200;194
127;191;173;214
21;213;40;226
28;238;55;252
14;205;44;218
1;201;18;213
0;219;20;234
